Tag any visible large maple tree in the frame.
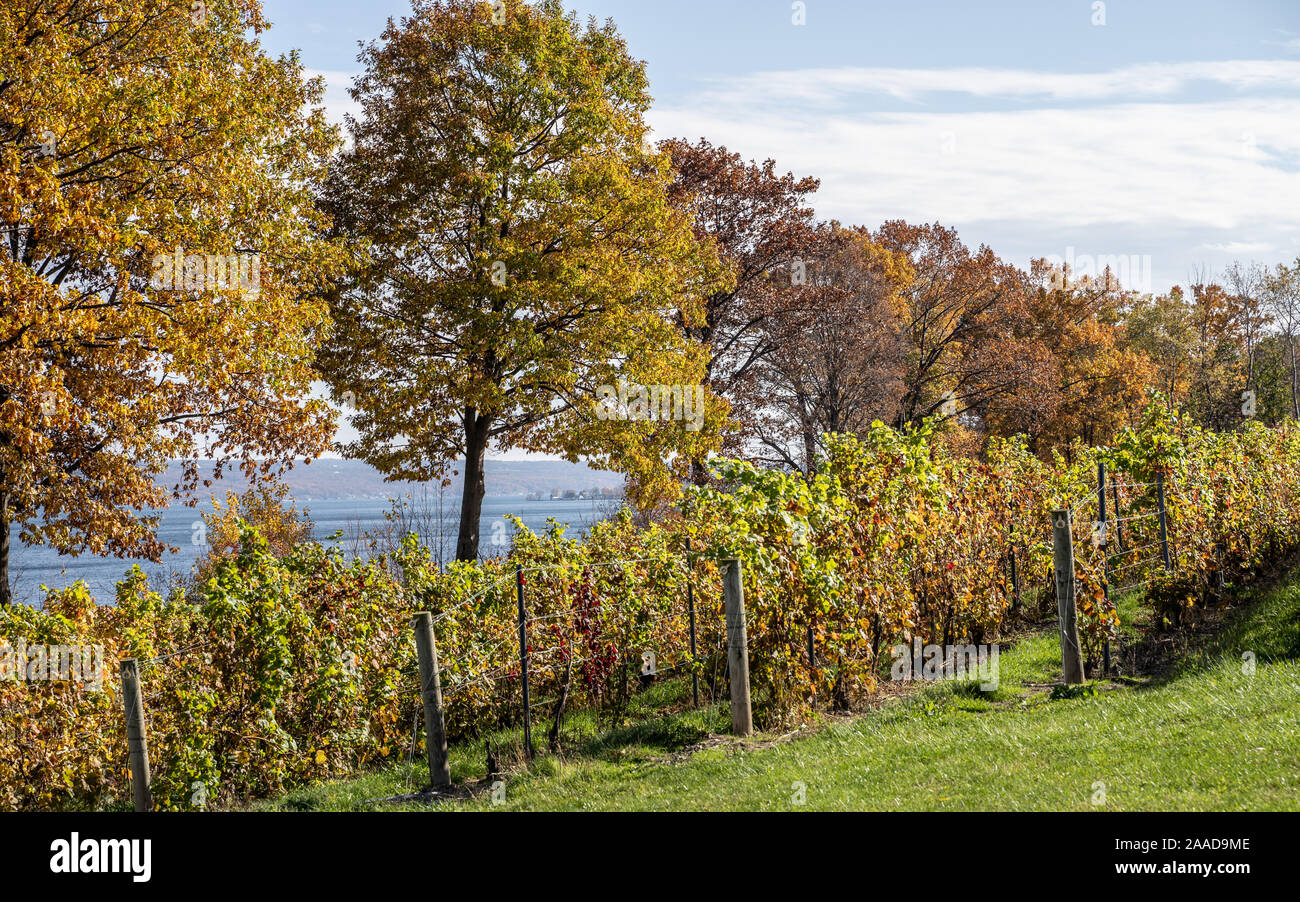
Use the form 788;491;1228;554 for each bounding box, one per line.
319;0;725;560
0;0;346;604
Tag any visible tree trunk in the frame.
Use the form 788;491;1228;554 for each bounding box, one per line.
455;411;491;562
0;490;11;607
689;457;709;487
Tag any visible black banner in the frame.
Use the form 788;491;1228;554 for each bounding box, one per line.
0;811;1283;890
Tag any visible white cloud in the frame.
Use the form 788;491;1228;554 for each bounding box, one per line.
648;61;1300;292
652;98;1300;231
307;61;1300;291
694;60;1300;107
1202;241;1275;254
1266;31;1300;53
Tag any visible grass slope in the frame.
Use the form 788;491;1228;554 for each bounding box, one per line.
259;575;1300;812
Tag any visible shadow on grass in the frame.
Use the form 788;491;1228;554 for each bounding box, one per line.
1127;561;1300;691
573;710;714;760
1198;576;1300;666
458;673;733;775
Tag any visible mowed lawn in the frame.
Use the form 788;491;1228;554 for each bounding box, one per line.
260;574;1300;812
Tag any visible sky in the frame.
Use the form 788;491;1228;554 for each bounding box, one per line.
258;0;1300;455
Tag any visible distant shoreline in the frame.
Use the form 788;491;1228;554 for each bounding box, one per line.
7;494;616;606
155;458;625;502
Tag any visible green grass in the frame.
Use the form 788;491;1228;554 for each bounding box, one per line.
257;575;1300;812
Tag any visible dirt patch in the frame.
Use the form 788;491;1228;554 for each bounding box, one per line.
659;685;923;766
367;781;485;806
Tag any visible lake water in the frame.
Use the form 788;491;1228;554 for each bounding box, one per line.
6;495;614;606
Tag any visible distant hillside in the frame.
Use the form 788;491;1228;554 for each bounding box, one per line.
158;458;624;501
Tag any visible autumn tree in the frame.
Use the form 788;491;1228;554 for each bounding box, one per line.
319;0;724;561
194;482;314;585
1249;333;1294;425
0;0;345;605
982;262;1153;450
661;137;819;469
1184;279;1253;430
869;221;1029;431
750;225;909;474
1265;258;1300;419
1123;288;1197;411
1224;261;1271;395
1122;272;1300;430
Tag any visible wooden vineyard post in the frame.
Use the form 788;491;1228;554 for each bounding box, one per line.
411;612;451;790
721;558;753;735
515;565;534;759
1111;474;1124;552
1098;461;1111;675
120;658;152;812
1009;543;1022;613
1156;473;1173;571
1007;501;1022;613
686;537;699;708
1051;510;1086;684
